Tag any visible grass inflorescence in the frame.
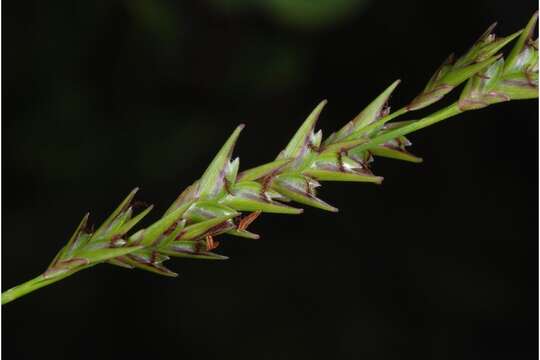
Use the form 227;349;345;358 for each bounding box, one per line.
2;12;538;305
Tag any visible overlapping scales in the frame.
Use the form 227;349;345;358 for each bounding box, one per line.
40;13;538;281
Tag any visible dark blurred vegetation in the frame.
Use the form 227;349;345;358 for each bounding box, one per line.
3;1;538;359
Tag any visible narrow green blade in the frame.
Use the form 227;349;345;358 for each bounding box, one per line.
506;11;538;72
179;214;238;241
94;188;139;238
130;202;191;246
329;80;400;143
277;100;327;159
237;159;292;181
198;125;244;198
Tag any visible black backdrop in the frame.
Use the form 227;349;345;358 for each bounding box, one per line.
3;1;538;359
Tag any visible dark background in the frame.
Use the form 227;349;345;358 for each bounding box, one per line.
3;1;538;359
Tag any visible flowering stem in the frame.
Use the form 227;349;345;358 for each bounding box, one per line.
2;267;92;304
2;13;536;305
360;103;463;152
2;275;64;305
354;106;410;136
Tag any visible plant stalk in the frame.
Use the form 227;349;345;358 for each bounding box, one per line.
2;269;86;305
359;103;462;152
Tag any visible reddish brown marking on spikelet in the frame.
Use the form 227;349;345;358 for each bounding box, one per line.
44;258;90;278
163;222;178;236
476;73;491;80
260;169;281;198
379;104;391;120
58;258;89;267
206;221;234;237
216;168;228;195
238;211;261;231
205;235;219;250
224;177;233;194
127;253;150;264
363;159;372;172
307;141;320;153
176;220;233;242
337;152;346;173
110;234;124;248
261;175;273;195
194;240;203;253
174;229;187;241
304;176;314;196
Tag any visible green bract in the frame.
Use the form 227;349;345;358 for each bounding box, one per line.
2;12;538;305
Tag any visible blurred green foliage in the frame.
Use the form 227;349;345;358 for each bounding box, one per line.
126;0;178;40
210;0;371;29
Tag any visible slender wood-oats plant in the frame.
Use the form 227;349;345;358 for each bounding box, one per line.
2;13;538;305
